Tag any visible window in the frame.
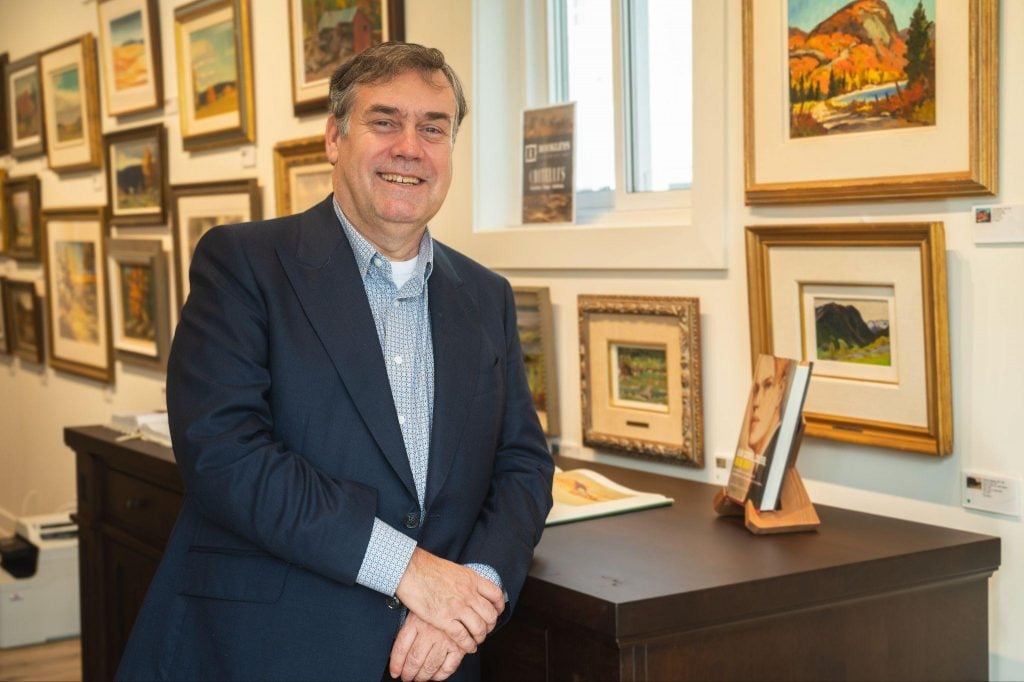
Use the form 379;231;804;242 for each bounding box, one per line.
461;0;725;270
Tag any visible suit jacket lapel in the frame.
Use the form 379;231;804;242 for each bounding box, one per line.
425;246;483;511
276;197;417;500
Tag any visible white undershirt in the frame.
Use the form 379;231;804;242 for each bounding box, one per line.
389;257;418;289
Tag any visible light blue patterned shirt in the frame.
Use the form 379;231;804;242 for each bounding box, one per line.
333;201;501;599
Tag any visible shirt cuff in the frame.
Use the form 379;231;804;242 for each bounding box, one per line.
356;517;417;596
465;562;506;599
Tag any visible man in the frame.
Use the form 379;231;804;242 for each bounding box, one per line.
116;42;554;682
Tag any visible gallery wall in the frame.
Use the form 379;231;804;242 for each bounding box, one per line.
0;0;1022;677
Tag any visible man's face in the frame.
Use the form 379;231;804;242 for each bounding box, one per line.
326;69;456;256
748;357;785;452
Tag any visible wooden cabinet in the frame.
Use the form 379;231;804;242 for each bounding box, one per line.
66;428;1000;682
66;426;183;682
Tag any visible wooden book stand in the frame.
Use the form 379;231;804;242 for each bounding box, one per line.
712;423;820;535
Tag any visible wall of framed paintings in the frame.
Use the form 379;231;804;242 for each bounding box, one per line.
2;1;1024;677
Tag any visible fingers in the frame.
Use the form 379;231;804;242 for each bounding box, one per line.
389;613;465;682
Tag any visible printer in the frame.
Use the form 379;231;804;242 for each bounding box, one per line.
0;513;80;648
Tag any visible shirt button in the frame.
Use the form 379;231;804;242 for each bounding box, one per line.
393;300;400;308
385;595;401;609
398;415;406;426
404;512;420;529
394;355;403;364
373;257;383;267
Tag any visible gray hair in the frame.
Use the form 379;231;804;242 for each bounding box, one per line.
327;41;468;140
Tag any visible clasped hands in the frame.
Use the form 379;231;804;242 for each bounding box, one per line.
388;548;505;681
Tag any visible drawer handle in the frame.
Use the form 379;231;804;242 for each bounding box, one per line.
124;498;147;510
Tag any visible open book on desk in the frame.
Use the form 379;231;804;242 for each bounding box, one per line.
110;411;172;448
547;466;673;526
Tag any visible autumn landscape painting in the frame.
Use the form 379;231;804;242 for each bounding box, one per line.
788;0;935;137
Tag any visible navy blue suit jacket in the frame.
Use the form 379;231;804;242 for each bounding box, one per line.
116;196;554;681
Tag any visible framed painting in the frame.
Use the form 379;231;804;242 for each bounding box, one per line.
4;53;47;158
97;0;164;117
273;134;331;217
288;0;405;116
174;0;255;150
104;124;167;226
745;223;951;455
3;175;42;262
105;238;170;370
0;278;9;355
3;279;45;364
513;286;560;438
578;295;703;467
39;34;103;172
170;178;261;308
42;207;113;383
743;0;997;205
0;53;8;155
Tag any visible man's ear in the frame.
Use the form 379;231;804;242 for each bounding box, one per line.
324;116;341;165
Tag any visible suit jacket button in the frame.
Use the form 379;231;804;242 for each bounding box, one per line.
386;596;401;610
404;512;420;529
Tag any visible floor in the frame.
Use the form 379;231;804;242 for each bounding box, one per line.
0;638;81;682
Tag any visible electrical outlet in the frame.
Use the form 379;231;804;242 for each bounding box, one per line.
962;470;1021;518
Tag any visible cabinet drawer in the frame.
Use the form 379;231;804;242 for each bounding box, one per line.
103;469;181;548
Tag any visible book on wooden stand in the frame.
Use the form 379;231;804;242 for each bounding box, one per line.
713;354;819;535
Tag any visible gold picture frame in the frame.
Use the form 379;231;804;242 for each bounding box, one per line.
579;295;703;467
174;0;255;150
39;34;103;172
170;178;261;308
105;238;170;370
287;0;405;116
745;223;952;455
4;53;47;158
743;0;997;205
273;134;330;217
513;286;560;438
97;0;164;117
42;207;113;383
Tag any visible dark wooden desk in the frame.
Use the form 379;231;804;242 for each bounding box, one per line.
65;427;999;681
482;457;1000;681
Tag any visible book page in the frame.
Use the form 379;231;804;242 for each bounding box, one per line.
547;468;672;526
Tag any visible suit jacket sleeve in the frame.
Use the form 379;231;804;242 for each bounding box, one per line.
166;225;376;586
457;279;555;615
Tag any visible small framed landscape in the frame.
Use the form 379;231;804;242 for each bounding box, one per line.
104;124;167;226
4;53;46;158
39;35;103;172
273;135;330;217
745;223;951;455
174;0;255;150
3;174;42;262
578;295;703;467
106;238;170;370
3;280;45;364
513;286;560;438
97;0;164;117
170;179;261;308
42;207;113;383
288;0;405;115
743;0;997;204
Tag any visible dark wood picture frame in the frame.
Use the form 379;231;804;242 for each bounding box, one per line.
103;123;167;226
3;279;45;364
4;53;47;158
3;174;42;262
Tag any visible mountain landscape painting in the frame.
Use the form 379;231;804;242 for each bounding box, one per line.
814;297;891;366
788;0;935;138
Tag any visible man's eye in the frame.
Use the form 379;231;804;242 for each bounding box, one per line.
374;120;395;129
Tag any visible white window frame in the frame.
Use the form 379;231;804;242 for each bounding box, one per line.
452;0;725;270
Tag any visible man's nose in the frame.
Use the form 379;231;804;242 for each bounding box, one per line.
392;126;423;159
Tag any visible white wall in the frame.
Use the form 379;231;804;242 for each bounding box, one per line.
1;0;1022;677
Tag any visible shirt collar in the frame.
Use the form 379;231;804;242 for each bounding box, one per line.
333;197;434;284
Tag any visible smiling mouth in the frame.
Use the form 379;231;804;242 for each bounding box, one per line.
379;172;422;186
